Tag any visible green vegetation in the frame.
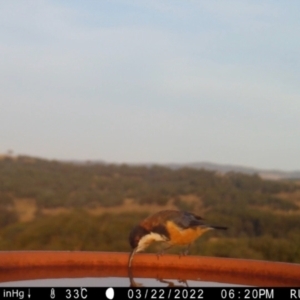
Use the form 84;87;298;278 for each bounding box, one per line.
0;155;300;263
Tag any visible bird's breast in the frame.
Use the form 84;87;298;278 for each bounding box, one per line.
166;221;211;245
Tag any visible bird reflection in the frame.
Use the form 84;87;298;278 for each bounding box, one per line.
128;267;143;287
157;278;189;287
128;266;189;287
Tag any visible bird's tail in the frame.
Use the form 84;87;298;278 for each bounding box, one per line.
209;225;227;230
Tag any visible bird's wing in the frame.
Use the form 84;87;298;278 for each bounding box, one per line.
172;211;207;229
140;210;177;240
141;210;208;234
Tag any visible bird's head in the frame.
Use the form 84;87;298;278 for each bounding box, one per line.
128;225;150;268
128;224;169;268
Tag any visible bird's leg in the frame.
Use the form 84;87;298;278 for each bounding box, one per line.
179;244;191;258
156;244;173;259
183;244;191;255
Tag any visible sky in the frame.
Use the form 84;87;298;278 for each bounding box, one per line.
1;0;300;170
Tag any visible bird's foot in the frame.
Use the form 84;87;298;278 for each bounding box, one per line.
156;250;165;260
157;244;173;259
179;247;190;258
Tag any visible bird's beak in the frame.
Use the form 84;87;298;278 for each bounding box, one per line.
128;248;137;269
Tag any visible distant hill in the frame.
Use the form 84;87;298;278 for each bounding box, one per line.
56;159;300;180
1;154;299;180
165;162;300;180
69;160;300;180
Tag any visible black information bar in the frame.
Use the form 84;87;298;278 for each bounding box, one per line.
0;287;299;300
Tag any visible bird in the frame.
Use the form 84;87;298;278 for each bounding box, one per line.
128;209;227;268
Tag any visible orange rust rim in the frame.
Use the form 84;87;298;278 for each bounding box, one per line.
0;251;299;286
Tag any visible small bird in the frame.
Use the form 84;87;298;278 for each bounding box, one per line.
128;209;227;268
